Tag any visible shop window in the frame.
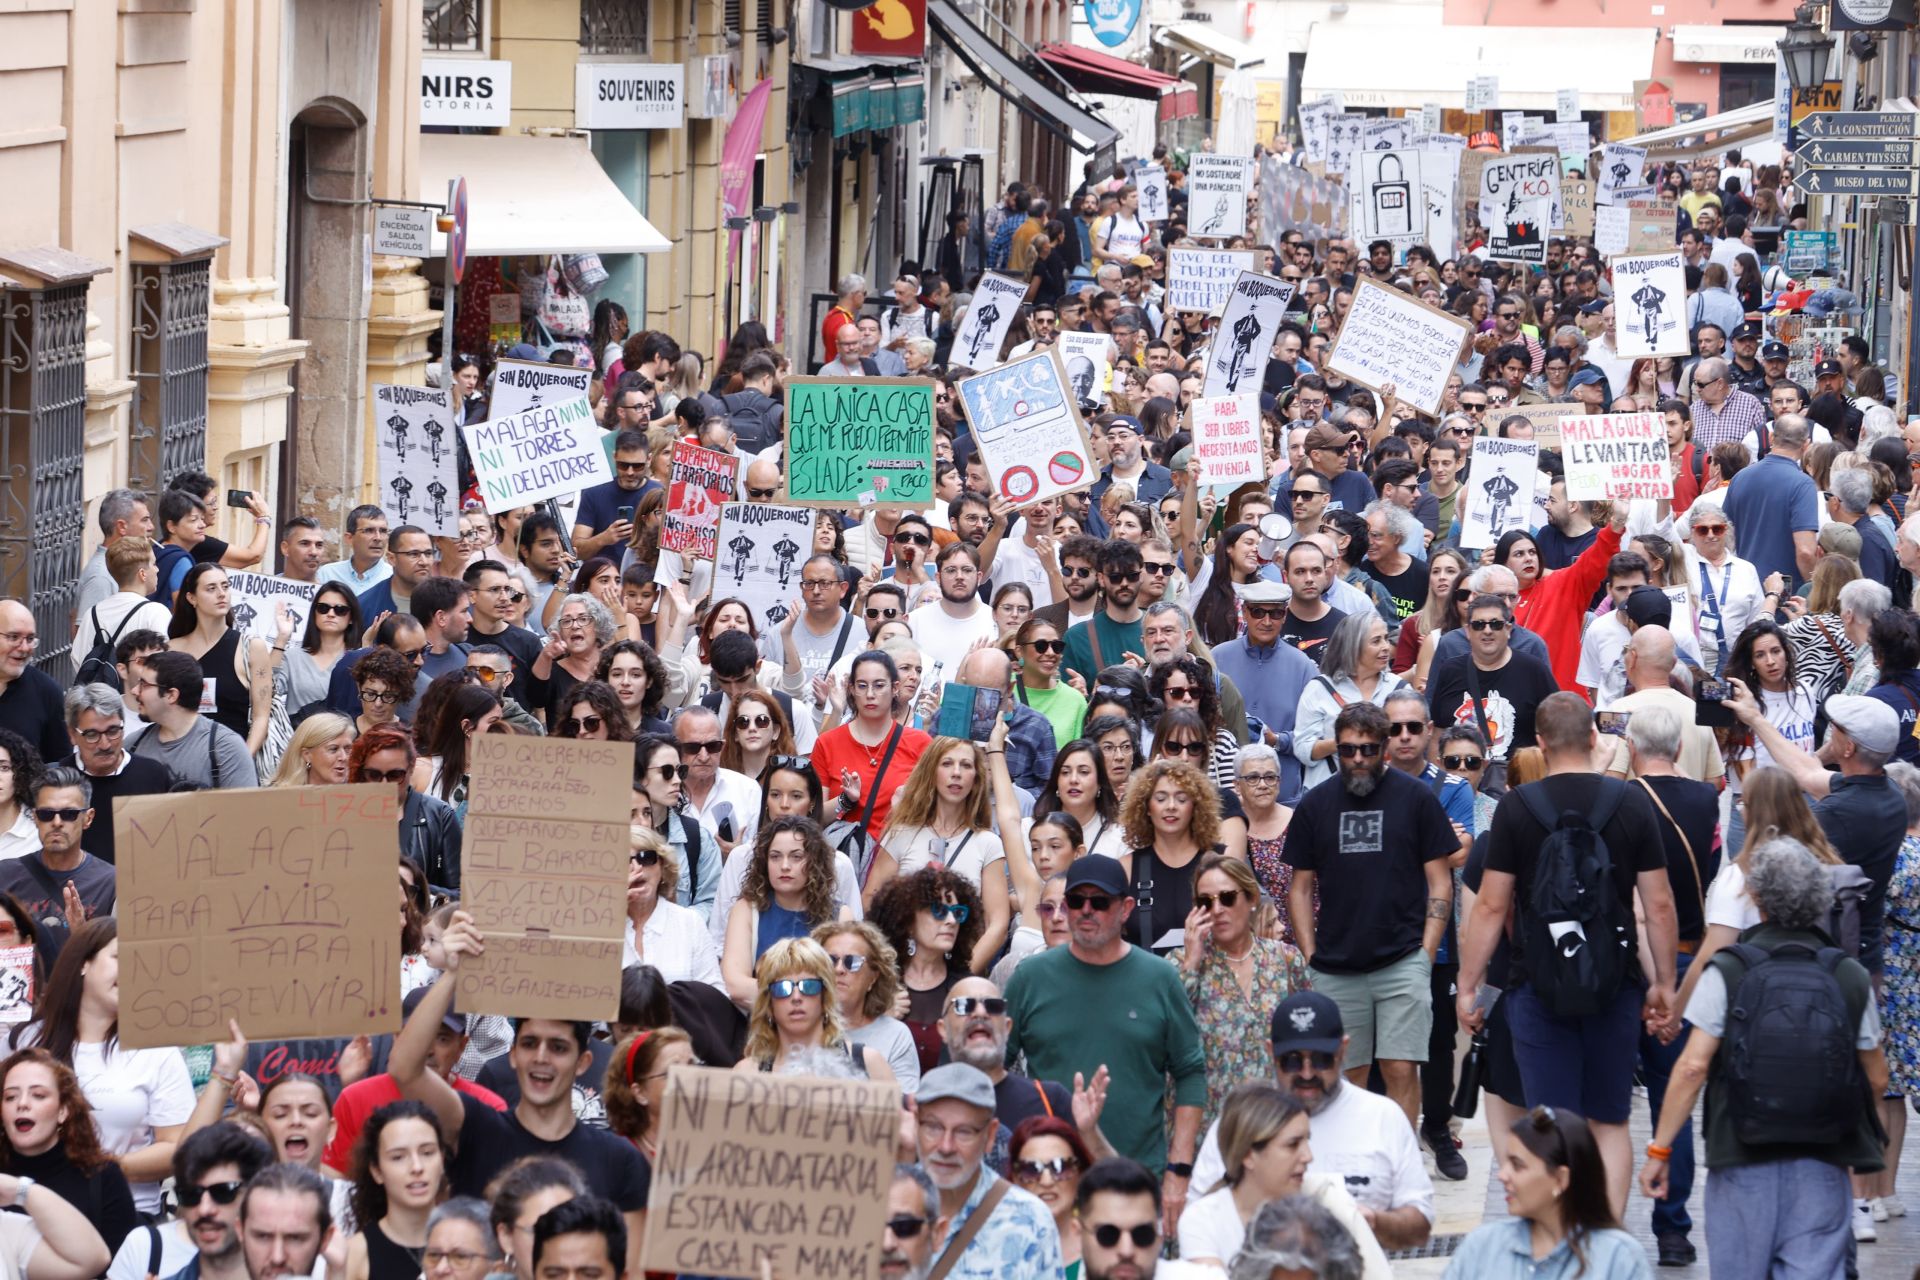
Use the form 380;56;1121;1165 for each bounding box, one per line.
581;0;649;55
127;259;212;501
423;0;485;51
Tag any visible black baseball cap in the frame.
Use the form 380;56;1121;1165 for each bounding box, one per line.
402;984;464;1035
1063;854;1128;897
1815;359;1844;378
1624;585;1674;629
1270;991;1344;1053
1760;340;1789;361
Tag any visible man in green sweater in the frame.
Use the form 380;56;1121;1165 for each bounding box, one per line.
1005;853;1207;1237
1062;540;1146;688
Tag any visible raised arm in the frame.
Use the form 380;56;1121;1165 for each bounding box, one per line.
987;718;1046;933
389;912;479;1144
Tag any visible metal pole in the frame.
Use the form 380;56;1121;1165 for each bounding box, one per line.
439;179;458;402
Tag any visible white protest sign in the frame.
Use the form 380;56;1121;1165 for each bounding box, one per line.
1188;154;1254;238
1413;137;1462;251
1561;412;1670;501
1466;75;1500;112
462;397;613;512
1325;277;1473;416
488;359;593;418
713;502;815;633
373;384;459;537
1420;103;1443;134
1501;113;1542;151
1324;115;1367;187
1133;164;1171;223
1478;151;1559;264
1612;252;1689;358
1202;272;1295;398
1596;143;1655;204
955;348;1097;505
1349;120;1410;232
1166;247;1256;315
372;205;434;258
1557;88;1581;122
1594;203;1631;257
1299;99;1335;166
949;270;1027;367
1358;149;1425;246
1058;330;1115;402
1533;121;1592;173
1188;395;1266;488
225;572;319;642
1461;438;1539;549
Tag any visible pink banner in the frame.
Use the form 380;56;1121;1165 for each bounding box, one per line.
722;79;774;224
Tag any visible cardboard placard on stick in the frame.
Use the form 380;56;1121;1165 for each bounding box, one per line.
1561;411;1671;500
780;377;936;509
1612;252;1689;359
115;785;403;1048
457;736;630;1020
643;1066;902;1280
1187;395;1266;487
662;442;740;561
714;502;816;630
1494;401;1583;450
488;359;593;418
462;397;613;512
1325;277;1473;417
956;348;1097;505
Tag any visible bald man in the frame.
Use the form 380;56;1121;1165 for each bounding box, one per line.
825;322;879;377
939;975;1112;1155
1603;624;1725;782
0;599;66;762
955;647;1055;795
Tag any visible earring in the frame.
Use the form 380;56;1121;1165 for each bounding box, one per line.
907;939;916;957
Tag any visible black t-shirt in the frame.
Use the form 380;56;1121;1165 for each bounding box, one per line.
478;1037;614;1126
1483;775;1668;988
0;853;115;960
449;1091;648;1207
1533;525;1598;572
1282;766;1456;974
995;1071;1071;1132
468;622;544;702
192;536;231;566
1280;606;1345;662
1427;653;1560;761
1363;557;1428;621
0;667;69;766
1124;845;1208;953
1636;775;1721;944
53;756;176;865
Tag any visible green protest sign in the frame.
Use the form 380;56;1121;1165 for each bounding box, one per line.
780;376;935;508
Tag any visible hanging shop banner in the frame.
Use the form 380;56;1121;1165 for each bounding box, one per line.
421;58;512;128
956;348;1098;506
373;384;459;538
1084;0;1143;47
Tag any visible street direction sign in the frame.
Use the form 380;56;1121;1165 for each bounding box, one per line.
1799;111;1920;139
1794;137;1920;168
1792;166;1920;196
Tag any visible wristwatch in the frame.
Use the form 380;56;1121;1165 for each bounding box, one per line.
1166;1162;1193;1179
12;1176;32;1207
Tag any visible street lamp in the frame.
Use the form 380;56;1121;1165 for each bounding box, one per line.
1777;2;1835;91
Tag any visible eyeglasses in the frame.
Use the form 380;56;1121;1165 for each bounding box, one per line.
678;739;724;757
1468;618;1509;632
948;996;1006;1016
801;579;839;591
1;632;41;651
1026;638;1065;655
919;1119;987;1144
1239;772;1279;787
1287;489;1324;502
394;547;437;560
424;1249;493;1270
1277;1049;1337;1073
894;532;932;547
1091;1224;1159;1249
73;724;124;744
885;1216;932;1239
566;714;604;734
735;713;772;730
1036;899;1066;917
357;768;411;784
32;807;84;824
1194;890;1243;911
769;977;826;999
1694;523;1728;536
557;617;593;632
829;954;869;973
1162;740;1208;758
1014;1157;1080;1183
1243;605;1285;621
1335;742;1382;759
360;688;402;705
928;902;971;923
650;763;690;781
467;666;508;684
1442;754;1486;770
312;601;353;617
1065;892;1114;912
177;1180;246;1209
1388;721;1425;737
630;848;661;866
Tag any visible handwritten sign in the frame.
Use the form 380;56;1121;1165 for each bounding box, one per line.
373;384;458;537
1188;394;1266;487
949;270;1027;368
663;442;740;561
1326;277;1473;417
1496;401;1583;450
458;736;630;1020
1612;252;1689;359
115;786;402;1048
956;348;1097;506
782;378;935;509
1623;200;1678;255
488;359;592;418
1166;247;1256;315
1478;151;1560;264
1461;438;1539;549
715;502;815;631
462;396;613;512
1188;154;1254;238
643;1066;902;1280
1562;412;1670;500
225;572;319;643
1561;178;1595;239
1203;272;1294;398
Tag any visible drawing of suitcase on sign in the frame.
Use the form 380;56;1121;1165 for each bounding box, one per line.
1371;155;1412;238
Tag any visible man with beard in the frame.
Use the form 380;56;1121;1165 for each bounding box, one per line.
939;976;1111;1154
1281;704;1455;1131
1062;540;1147;688
880;1165;947;1280
125;1123;270;1280
1138;603;1248;744
1076;1159;1219;1279
913;1064;1063;1280
238;1164;336;1280
1032;534;1104;634
1189;991;1434;1249
905;543;998;681
1427;591;1558;775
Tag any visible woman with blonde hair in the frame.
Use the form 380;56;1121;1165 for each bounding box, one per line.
267;712;356;787
865;738;1010;970
623;825;723;991
813;920;919;1089
731;937;892;1078
603;1026;696;1161
721;817;853;1005
1785;554;1862;701
1119;757;1221;954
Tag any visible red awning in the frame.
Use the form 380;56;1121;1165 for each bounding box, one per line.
1036;42;1185;102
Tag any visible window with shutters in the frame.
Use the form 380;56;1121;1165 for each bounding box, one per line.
581;0;649;54
423;0;484;52
127;259;212;502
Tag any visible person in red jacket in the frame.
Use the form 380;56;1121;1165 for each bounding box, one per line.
1493;502;1626;691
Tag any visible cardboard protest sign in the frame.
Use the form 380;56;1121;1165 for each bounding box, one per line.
1358;149;1425;246
1498;401;1583;450
1596;143;1655;204
1058;330;1115;402
782;377;936;509
1561;411;1670;500
715;502;815;630
1188;154;1254;237
1202;272;1295;397
373;384;458;537
1188;395;1266;488
0;947;31;1024
1478;151;1560;264
115;785;402;1048
662;442;740;561
1166;247;1256;315
643;1065;901;1279
488;358;592;418
949;270;1026;367
1461;437;1539;549
1325;278;1473;416
1612;252;1689;358
1133;164;1171;223
458;735;630;1020
1622;201;1677;254
1561;178;1596;239
224;572;318;643
463;396;612;512
956;348;1097;506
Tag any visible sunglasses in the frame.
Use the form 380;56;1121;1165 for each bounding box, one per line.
508;591;527;604
398;647;429;663
895;532;932;547
358;768;411;784
929;902;971;924
651;763;690;781
566;714;604;734
1277;1049;1337;1073
1335;742;1382;759
1194;890;1243;911
1468;618;1509;632
177;1180;246;1209
1061;566;1095;579
1694;523;1728;536
948;996;1008;1016
1388;721;1425;737
1163;740;1208;757
32;807;84;823
678;740;725;757
1104;570;1141;584
1141;562;1176;576
1442;754;1486;770
1243;605;1286;620
886;1216;932;1239
866;606;901;620
747;486;779;500
1163;685;1198;701
829;954;869;973
1014;1157;1080;1182
630;848;661;866
467;666;508;684
312;601;353;617
1091;1224;1159;1249
1026;638;1066;655
1287;489;1324;502
735;713;772;730
768;977;826;999
1065;892;1114;912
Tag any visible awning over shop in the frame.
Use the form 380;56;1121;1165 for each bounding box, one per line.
795;55;927;137
1615;99;1776;157
421;133;671;257
927;0;1119;154
1035;42;1198;121
1154;20;1264;71
1670;24;1786;64
1299;23;1657;112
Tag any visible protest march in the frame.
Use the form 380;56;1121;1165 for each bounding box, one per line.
4;10;1920;1280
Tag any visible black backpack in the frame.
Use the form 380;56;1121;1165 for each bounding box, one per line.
73;604;139;691
1514;781;1636;1017
1714;940;1863;1146
720;390;784;455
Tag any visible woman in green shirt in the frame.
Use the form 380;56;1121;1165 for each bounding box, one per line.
1013;618;1087;747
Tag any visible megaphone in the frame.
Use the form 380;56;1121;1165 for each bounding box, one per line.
1257;512;1295;562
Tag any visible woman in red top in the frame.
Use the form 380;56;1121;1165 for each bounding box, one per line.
813;650;930;852
1494;501;1627;691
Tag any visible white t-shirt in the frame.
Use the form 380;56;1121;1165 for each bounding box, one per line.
1685;548;1766;669
1097;213;1147;260
989;526;1056;610
904;601;999;687
1730;684;1818;788
1191;1079;1434;1221
71;1039;197;1215
1176;1176;1393;1279
0;1215;37;1280
886;824;1007;891
1704;863;1761;932
73;592;174;667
